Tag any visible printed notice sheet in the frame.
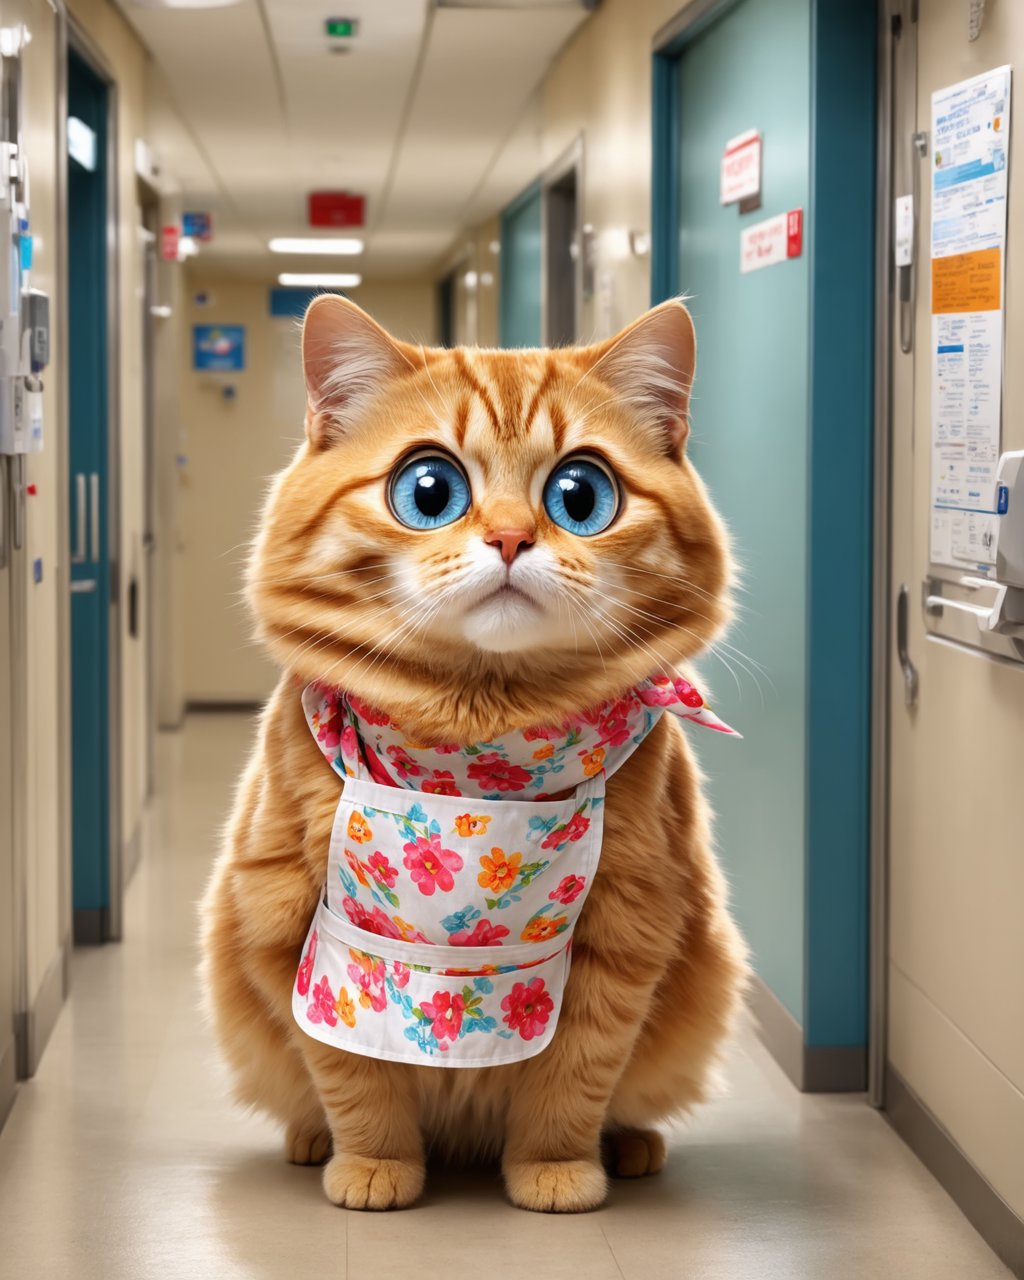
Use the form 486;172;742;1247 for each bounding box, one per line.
930;66;1010;571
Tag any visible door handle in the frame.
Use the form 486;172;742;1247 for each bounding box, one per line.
89;472;100;562
70;578;97;593
896;583;918;708
72;472;86;563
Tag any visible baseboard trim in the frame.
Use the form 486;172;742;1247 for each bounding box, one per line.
0;1036;15;1132
746;974;866;1092
73;907;110;946
14;938;68;1079
885;1065;1023;1278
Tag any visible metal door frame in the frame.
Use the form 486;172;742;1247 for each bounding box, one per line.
540;135;584;346
66;18;123;942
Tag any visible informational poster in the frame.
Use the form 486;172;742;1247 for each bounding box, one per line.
929;66;1011;570
192;324;246;372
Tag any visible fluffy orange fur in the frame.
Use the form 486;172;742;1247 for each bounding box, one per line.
199;296;749;1213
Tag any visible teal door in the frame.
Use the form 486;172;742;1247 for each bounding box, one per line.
499;181;542;347
68;49;114;944
674;0;812;1026
652;0;876;1077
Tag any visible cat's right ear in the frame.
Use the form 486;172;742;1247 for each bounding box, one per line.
301;295;420;449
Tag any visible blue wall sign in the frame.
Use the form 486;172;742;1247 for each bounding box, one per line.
183;210;212;240
193;324;245;372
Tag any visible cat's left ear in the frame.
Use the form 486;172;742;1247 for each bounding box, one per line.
584;299;696;456
301;294;422;449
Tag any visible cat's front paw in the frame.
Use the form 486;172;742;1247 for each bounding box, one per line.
503;1158;607;1213
285;1120;332;1166
322;1153;425;1211
603;1127;667;1178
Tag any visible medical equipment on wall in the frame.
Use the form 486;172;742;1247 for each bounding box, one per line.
925;451;1024;662
0;27;50;565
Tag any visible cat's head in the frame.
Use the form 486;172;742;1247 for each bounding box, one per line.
248;295;731;738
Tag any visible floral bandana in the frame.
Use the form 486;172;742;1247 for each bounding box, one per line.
292;675;738;1068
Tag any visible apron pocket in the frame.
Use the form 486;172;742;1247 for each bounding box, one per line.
293;898;572;1068
326;775;605;949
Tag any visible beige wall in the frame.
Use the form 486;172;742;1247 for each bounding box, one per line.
178;275;437;705
450;0;693;343
19;0;64;1024
5;0;155;1060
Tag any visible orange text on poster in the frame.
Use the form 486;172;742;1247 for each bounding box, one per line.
931;247;1001;314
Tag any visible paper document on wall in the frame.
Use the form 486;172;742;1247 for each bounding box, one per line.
929;66;1011;572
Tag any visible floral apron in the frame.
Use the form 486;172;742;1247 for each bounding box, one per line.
292;674;738;1068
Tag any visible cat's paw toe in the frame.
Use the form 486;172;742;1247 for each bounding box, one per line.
322;1154;425;1211
604;1127;667;1178
285;1121;332;1166
503;1158;608;1213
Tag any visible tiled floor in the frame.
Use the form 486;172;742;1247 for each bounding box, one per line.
0;714;1009;1279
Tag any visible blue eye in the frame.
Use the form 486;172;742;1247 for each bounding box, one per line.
389;453;471;530
543;456;620;536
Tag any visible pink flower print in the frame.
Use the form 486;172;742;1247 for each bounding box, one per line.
434;742;461;754
307;975;338;1027
638;676;676;707
347;950;388;1013
296;929;318;996
672;677;704;708
420;769;461;796
549;875;586;905
365;748;397;787
387;744;424;779
523;723;563;742
466;752;533;793
450;918;510;947
316;704;345;750
501;978;554;1041
367;850;397;889
402;834;463;896
597;698;634;747
347;693;392;726
392;962;411;989
541;811;590;849
341;897;403;940
420;989;466;1044
339;723;360;764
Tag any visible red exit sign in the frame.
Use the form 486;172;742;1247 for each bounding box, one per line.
308;191;365;228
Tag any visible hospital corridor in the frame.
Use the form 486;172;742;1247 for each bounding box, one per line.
0;1;1022;1277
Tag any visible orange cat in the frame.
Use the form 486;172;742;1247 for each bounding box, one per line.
199;295;748;1212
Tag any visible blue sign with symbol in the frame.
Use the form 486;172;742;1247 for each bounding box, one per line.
193;324;245;372
183;211;213;241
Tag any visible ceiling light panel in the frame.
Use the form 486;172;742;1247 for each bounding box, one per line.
268;237;364;254
278;272;362;287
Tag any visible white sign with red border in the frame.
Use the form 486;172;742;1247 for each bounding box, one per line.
720;129;762;205
740;208;803;274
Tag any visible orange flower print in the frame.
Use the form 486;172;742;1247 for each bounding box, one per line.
334;986;357;1028
532;743;555;761
521;913;568;943
579;746;606;778
455;814;491;837
478;848;522;894
344;846;369;887
347;812;373;844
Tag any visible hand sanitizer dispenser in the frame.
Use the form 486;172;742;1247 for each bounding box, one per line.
985;451;1024;639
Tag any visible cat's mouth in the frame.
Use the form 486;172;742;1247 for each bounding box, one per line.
476;583;538;609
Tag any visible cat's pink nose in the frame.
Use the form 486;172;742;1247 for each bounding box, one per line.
485;528;535;565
